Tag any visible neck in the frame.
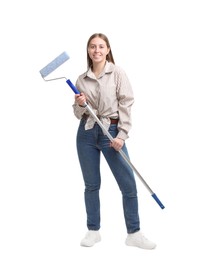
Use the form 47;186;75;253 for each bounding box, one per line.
92;61;106;77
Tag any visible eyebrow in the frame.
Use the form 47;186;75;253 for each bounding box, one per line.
89;44;105;47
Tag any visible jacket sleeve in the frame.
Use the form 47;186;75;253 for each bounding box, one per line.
115;68;134;140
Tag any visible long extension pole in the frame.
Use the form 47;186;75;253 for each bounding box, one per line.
67;79;165;209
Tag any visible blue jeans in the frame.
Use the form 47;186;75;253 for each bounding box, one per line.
76;119;140;234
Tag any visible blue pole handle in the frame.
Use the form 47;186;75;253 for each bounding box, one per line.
151;193;165;209
66;79;80;94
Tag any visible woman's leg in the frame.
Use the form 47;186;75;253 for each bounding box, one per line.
99;124;140;233
76;120;101;230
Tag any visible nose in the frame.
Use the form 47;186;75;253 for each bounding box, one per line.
94;46;99;52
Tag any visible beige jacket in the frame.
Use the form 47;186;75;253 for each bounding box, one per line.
72;61;134;140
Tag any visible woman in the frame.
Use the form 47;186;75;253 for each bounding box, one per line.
72;33;156;249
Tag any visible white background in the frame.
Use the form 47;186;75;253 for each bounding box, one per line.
0;0;203;259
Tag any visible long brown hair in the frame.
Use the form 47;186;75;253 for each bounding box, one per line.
86;33;115;69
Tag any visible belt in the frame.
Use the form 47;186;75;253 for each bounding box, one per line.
82;114;119;124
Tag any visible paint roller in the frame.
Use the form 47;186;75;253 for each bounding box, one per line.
39;52;165;210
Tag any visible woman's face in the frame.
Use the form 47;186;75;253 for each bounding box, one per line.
88;37;110;65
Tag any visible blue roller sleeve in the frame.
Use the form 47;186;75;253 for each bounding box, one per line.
40;52;70;78
151;193;165;209
66;79;80;94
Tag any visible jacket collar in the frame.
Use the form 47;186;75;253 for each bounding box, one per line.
83;61;114;79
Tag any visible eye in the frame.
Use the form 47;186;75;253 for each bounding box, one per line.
89;45;96;49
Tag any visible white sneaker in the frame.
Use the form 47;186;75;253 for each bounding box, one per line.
125;231;156;249
80;230;101;247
